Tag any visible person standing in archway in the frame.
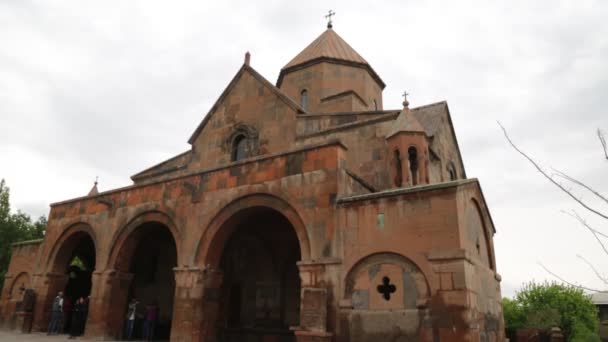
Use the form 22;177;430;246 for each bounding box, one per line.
125;298;139;340
68;297;85;339
142;301;158;341
47;291;63;335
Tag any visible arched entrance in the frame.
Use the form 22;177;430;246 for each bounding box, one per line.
215;207;302;342
48;228;96;335
111;221;177;340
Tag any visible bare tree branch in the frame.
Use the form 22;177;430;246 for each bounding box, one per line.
563;210;608;257
539;262;603;292
599;129;607;160
576;254;608;285
553;170;608;206
499;122;608;221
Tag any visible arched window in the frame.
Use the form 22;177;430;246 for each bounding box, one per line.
232;135;248;161
300;89;308;111
393;149;402;187
373;99;378;111
447;163;457;181
408;147;418;186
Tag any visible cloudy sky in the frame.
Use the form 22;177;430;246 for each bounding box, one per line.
1;0;607;297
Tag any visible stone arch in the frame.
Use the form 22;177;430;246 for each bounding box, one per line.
392;148;403;187
468;198;495;270
47;222;97;273
226;123;259;161
344;252;430;309
106;210;182;271
407;146;419;186
9;272;31;300
447;161;457;181
103;210;180;340
193;193;311;268
194;193;307;340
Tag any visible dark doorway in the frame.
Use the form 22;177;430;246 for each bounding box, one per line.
218;208;301;342
52;232;95;335
125;223;177;340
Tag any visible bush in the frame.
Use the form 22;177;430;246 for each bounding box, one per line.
502;282;599;341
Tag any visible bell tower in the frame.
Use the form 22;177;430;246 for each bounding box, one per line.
386;94;430;187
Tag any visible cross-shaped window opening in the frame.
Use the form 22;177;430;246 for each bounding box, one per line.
377;276;396;301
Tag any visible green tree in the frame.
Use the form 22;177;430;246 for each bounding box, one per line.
503;282;599;341
0;179;46;289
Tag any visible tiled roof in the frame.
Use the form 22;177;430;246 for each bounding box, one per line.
282;28;369;70
411;101;447;137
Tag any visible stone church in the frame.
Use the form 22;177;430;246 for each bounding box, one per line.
0;24;504;341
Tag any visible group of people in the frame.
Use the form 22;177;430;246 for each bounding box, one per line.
125;298;159;341
47;291;90;338
47;291;160;340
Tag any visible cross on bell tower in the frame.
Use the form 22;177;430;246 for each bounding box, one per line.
325;10;336;29
402;91;410;108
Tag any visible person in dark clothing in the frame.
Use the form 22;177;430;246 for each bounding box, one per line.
142;302;158;341
69;297;85;338
82;296;90;333
62;296;73;334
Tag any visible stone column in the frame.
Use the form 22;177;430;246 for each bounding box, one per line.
198;269;224;342
171;266;205;342
294;261;334;342
0;274;14;327
31;272;67;332
84;269;133;340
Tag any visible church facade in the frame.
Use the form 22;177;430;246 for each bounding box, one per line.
0;26;504;341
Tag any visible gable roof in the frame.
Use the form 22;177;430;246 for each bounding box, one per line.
188;63;306;144
411;101;467;179
411;101;447;137
277;28;385;89
131;150;191;181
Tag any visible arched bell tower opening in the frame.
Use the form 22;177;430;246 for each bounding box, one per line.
215;207;302;342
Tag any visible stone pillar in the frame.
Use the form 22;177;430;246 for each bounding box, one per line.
294;261;334;342
31;272;67;332
171;267;205;342
0;274;14;327
198;269;224;342
15;289;36;333
84;269;133;340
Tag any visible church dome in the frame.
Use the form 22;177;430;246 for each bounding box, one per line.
277;28;385;113
282;28;369;70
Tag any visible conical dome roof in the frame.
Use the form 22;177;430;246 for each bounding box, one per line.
282;28;369;70
387;108;427;138
278;28;385;89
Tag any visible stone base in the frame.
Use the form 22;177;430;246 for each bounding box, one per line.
15;311;33;333
294;330;333;342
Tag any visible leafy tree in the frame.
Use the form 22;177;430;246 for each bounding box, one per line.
0;179;46;289
503;297;526;337
503;282;599;341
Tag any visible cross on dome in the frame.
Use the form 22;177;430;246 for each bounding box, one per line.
325;10;335;29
